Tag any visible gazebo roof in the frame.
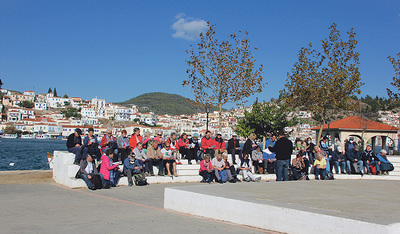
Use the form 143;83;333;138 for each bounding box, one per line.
311;116;398;132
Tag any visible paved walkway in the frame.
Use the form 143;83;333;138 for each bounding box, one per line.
0;182;277;233
169;180;400;225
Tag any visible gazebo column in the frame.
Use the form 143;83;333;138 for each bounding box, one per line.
371;137;376;153
382;136;387;152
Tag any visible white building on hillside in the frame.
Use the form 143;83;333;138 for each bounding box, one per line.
47;97;71;108
91;98;106;110
34;102;47;110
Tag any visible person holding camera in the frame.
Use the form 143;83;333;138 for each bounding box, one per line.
83;127;101;160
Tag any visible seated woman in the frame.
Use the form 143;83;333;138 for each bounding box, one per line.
332;146;346;174
313;153;327;180
133;143;152;176
117;130;131;163
211;153;235;183
376;149;393;175
83;127;101;160
237;154;261;182
291;154;306;180
251;146;264;174
123;152;144;187
79;154;107;190
199;154;213;183
161;142;177;177
222;153;238;182
178;133;190;163
298;147;310;174
100;149;123;187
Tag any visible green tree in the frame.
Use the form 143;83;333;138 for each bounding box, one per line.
183;23;265;131
387;52;400;101
235;100;297;147
53;88;57;97
4;125;21;134
63;107;81;118
47;88;52;93
63;94;68;98
281;23;363;143
18;100;34;109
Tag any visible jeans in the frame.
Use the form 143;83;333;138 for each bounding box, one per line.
276;159;290;181
105;170;121;187
314;167;328;179
229;149;242;164
138;160;152;173
102;147;118;155
333;161;346;173
80;173;106;188
346;160;363;173
68;146;88;163
118;148;131;163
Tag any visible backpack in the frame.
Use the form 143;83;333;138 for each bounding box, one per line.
90;174;103;189
133;173;148;186
219;170;228;183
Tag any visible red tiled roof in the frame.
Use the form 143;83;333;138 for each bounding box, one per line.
311;116;399;131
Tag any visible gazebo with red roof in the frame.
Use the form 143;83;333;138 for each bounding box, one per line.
311;116;399;152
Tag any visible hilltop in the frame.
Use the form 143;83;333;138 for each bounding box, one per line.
118;92;220;115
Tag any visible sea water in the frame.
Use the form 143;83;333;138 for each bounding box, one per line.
0;138;66;170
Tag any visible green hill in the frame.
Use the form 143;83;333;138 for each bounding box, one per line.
118;92;219;115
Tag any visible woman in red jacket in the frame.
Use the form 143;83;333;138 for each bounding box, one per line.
130;128;142;151
100;149;123;187
178;133;191;164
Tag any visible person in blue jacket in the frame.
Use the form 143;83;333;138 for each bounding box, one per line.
376;149;393;175
123;152;144;186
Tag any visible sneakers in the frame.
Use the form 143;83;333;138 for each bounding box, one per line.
150;172;155;176
128;183;133;187
229;179;236;183
188;161;192;165
103;184;111;189
176;161;182;165
89;185;96;190
158;172;165;176
255;177;261;182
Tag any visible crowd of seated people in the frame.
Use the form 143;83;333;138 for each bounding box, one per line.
68;128;395;189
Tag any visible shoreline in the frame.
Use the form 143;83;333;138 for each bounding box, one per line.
0;170;53;184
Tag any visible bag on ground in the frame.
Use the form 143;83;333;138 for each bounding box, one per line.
369;165;377;175
219;170;228;182
90;174;103;189
133;173;148;186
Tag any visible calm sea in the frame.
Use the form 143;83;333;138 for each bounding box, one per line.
0;138;67;171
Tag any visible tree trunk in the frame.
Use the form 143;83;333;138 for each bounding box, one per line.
316;124;324;145
218;103;222;132
263;136;266;150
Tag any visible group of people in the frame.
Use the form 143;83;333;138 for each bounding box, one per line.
67;127;395;189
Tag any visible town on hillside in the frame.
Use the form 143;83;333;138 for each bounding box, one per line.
1;88;399;143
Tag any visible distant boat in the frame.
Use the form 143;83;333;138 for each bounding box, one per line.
36;134;50;139
47;152;54;169
0;134;18;138
21;134;35;139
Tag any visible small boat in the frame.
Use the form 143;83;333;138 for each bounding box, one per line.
47;152;54;169
36;134;50;139
21;134;35;139
0;134;18;138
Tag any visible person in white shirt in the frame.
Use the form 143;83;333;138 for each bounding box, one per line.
238;154;261;182
161;142;177;177
211;154;234;183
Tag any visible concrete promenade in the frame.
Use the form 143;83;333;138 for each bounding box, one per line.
165;180;400;233
0;182;276;234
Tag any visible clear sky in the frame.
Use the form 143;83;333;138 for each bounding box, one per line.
1;0;399;109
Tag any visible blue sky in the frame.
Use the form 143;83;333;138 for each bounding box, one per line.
1;0;399;109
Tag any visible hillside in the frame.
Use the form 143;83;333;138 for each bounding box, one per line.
118;92;219;115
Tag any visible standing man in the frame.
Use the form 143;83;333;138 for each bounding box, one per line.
227;134;242;164
67;128;88;165
268;130;293;181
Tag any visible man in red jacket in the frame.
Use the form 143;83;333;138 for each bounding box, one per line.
201;130;215;158
214;132;226;155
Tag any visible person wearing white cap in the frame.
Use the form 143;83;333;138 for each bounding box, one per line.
332;146;346;174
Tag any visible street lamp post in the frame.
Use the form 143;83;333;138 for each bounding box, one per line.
206;107;210;131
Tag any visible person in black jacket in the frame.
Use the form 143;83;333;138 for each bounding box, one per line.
227;134;242;164
189;134;201;163
243;133;258;156
268;130;293;181
361;145;377;174
67;128;88;165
